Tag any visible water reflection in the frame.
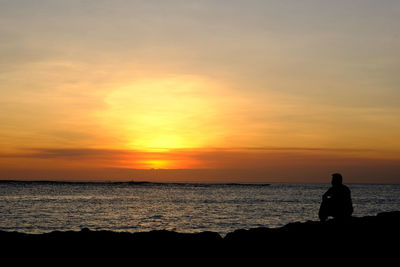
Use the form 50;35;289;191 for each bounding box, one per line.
0;182;399;235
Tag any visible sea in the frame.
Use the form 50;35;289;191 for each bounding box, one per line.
1;181;399;236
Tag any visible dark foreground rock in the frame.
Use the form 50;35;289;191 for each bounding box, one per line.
2;211;399;263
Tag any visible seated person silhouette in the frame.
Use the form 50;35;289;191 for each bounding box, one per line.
319;173;353;222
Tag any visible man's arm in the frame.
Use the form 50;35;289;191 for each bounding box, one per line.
323;188;332;200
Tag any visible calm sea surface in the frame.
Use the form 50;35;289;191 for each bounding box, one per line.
1;181;399;235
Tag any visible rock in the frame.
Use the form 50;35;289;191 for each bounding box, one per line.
1;211;399;262
224;211;400;260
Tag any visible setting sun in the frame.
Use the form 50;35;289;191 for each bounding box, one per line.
141;159;175;169
97;75;232;151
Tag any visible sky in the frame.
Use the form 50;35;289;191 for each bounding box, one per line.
1;0;399;183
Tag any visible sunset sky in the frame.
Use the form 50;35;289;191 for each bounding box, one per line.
1;0;399;183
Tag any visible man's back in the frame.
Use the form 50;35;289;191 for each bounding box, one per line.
326;184;351;201
319;174;353;221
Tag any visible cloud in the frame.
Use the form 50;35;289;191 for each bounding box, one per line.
0;146;387;169
1;146;374;159
0;146;399;183
7;148;132;159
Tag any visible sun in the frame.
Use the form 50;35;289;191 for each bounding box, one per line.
139;135;183;151
100;75;226;151
141;159;173;169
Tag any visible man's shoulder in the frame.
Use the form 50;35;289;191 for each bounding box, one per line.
341;184;351;192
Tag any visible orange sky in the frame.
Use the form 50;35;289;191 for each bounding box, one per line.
1;1;400;183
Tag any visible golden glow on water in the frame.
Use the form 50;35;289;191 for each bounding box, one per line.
2;182;399;234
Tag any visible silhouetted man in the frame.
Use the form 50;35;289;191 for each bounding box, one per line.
319;173;353;222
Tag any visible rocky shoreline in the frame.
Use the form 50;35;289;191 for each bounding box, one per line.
2;211;399;262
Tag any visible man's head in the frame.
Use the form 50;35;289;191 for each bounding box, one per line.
331;173;343;186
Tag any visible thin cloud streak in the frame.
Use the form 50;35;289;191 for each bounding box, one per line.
1;147;399;183
169;147;377;152
0;146;378;160
0;146;395;170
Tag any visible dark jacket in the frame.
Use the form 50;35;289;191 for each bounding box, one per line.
321;184;353;218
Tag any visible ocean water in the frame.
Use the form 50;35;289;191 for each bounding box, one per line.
0;181;399;236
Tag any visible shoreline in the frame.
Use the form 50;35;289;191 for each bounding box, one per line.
2;211;399;249
2;212;399;264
